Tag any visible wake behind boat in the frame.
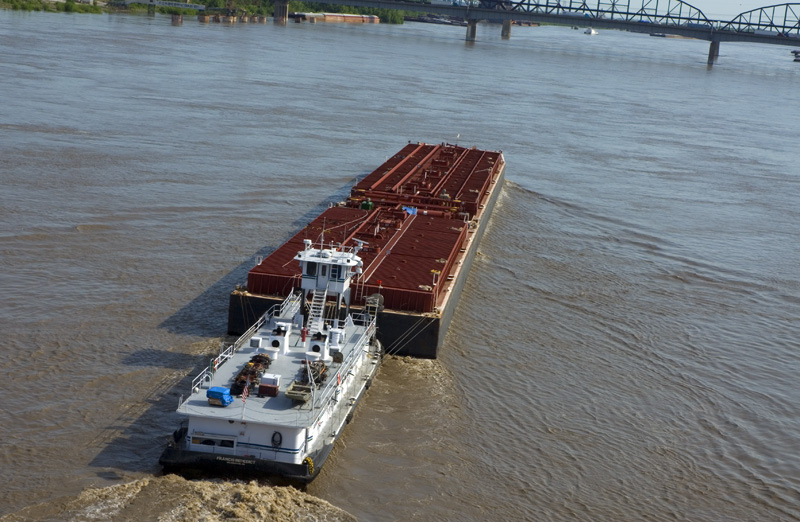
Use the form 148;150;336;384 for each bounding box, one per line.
160;239;382;482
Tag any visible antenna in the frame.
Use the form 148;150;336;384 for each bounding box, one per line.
353;239;368;255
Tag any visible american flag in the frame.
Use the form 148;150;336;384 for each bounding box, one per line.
242;377;250;403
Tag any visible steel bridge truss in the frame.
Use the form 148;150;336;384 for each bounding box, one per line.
476;0;711;26
474;0;800;34
720;3;800;37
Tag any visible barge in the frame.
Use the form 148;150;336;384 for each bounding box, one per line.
160;240;383;481
228;142;506;358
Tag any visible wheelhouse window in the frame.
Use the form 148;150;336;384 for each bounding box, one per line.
306;262;317;276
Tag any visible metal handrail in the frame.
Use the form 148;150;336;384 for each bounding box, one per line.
298;310;377;424
189;293;301;393
307;321;373;424
185;289;376;432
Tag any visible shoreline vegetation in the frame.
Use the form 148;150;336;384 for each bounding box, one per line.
0;0;412;22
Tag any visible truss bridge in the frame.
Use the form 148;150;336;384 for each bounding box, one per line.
289;0;800;64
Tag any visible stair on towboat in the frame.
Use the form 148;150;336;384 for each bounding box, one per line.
307;289;328;334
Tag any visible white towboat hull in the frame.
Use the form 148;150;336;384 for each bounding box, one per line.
160;345;380;482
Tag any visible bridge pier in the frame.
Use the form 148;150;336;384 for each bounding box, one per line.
274;0;288;25
466;20;477;42
501;19;511;39
707;40;720;65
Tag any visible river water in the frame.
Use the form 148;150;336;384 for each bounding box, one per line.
1;9;799;521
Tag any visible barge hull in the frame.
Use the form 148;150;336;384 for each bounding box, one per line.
229;159;504;358
228;143;505;358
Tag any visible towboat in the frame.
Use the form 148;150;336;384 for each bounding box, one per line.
160;239;383;482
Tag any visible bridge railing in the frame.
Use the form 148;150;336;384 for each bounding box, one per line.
719;3;800;37
477;0;711;26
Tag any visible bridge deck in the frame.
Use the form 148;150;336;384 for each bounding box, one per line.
315;0;800;47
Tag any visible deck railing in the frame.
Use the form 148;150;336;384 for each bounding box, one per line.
186;291;374;419
308;311;377;423
189;292;302;393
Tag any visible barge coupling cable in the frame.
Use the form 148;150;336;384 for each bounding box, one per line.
385;315;434;356
238;291;260;327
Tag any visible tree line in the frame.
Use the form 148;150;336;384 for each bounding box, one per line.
0;0;419;23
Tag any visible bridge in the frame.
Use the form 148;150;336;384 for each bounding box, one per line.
273;0;800;64
118;0;206;10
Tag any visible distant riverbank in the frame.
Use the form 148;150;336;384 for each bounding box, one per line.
0;0;410;21
1;0;103;13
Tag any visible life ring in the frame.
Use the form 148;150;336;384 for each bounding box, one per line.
337;372;341;386
304;456;314;476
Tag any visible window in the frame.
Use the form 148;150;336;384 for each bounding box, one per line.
191;437;236;448
306;262;317;276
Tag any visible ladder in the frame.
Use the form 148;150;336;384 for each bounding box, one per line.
307;289;328;334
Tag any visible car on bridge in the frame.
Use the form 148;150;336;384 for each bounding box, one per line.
685;22;712;29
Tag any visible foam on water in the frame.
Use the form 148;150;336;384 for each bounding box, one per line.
0;475;354;522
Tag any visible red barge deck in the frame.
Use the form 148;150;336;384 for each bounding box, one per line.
228;142;505;358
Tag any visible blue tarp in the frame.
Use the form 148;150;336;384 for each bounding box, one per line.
207;386;233;407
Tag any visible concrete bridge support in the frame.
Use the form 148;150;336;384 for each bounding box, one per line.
274;0;289;24
707;40;720;65
466;20;477;41
501;20;511;39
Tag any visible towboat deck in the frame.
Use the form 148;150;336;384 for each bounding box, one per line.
180;295;376;429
